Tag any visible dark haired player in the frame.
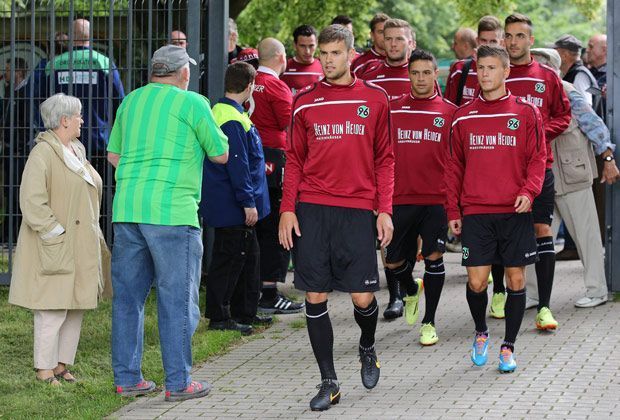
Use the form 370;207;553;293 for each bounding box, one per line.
501;13;571;330
446;45;546;373
281;25;323;93
386;49;456;345
279;25;394;411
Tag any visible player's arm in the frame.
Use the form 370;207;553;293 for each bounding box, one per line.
278;105;308;250
273;83;293;132
443;62;459;103
544;73;571;141
445;117;465;234
517;106;546;212
221;121;258;226
373;99;395;247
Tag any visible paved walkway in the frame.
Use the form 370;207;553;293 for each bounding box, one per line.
112;252;620;419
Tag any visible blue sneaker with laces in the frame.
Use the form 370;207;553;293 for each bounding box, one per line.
471;332;489;366
498;347;517;373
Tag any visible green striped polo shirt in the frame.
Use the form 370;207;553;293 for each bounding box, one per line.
107;83;228;227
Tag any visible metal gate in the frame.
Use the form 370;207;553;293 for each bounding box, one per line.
0;0;222;285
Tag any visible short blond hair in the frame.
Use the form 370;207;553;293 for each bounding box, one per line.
383;18;415;42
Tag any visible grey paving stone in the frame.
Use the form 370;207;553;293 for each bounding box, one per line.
111;253;620;419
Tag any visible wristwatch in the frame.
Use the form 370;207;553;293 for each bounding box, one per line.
603;155;615;162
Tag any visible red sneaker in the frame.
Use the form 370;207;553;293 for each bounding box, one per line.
116;379;157;397
165;380;212;402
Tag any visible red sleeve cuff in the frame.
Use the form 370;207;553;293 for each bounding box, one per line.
447;209;461;221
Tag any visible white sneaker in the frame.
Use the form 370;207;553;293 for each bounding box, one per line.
525;297;539;310
575;296;608;308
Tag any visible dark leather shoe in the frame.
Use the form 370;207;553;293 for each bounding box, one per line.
556;248;579;261
208;319;253;335
233;315;273;325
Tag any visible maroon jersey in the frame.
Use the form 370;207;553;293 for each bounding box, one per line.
506;59;571;167
352;47;384;74
446;92;547;221
390;93;457;206
249;67;293;150
444;59;478;105
358;61;410;100
280;57;323;94
281;77;394;214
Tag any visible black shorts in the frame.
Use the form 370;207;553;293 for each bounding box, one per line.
292;203;379;293
385;204;447;263
531;169;555;225
256;187;290;282
461;213;538;267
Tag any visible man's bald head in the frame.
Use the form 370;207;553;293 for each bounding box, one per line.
587;33;607;68
452;27;477;59
257;38;287;75
258;38;285;62
73;19;90;46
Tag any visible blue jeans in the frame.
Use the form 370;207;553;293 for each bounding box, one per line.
111;223;203;391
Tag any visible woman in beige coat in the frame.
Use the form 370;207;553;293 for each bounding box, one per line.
8;93;111;386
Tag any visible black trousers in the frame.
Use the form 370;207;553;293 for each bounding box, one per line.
204;225;260;322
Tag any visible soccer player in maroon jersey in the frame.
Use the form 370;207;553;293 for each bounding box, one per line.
501;13;571;331
357;18;415;100
446;45;546;373
280;25;323;94
445;15;504;105
385;49;456;345
278;25;394;411
351;13;390;73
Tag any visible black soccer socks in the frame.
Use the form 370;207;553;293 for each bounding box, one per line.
466;284;488;333
504;288;526;345
535;236;555;310
491;264;506;294
354;297;379;349
386;260;417;296
305;300;337;380
421;258;445;325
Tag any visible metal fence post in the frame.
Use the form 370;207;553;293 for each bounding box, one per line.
606;0;620;293
206;0;228;103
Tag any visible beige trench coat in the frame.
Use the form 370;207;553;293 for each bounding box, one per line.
8;130;112;310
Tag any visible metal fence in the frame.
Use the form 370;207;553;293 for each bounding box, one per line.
0;0;217;284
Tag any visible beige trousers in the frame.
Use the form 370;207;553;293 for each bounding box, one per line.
527;187;608;300
33;310;85;369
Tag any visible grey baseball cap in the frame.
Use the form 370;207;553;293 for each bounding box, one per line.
531;48;561;71
151;45;197;76
551;34;582;53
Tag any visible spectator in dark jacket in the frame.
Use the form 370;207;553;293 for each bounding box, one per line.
200;62;271;334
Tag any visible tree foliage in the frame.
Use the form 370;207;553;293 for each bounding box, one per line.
370;0;459;58
236;0;377;51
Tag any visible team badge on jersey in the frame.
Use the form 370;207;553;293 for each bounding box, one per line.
357;105;370;119
534;82;546;93
507;118;520;130
433;117;445;128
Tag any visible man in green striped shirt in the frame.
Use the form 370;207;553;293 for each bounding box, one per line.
107;45;228;402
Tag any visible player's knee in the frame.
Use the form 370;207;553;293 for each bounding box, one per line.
384;259;406;271
505;268;525;289
534;223;551;237
306;292;328;304
425;251;443;261
351;292;375;308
